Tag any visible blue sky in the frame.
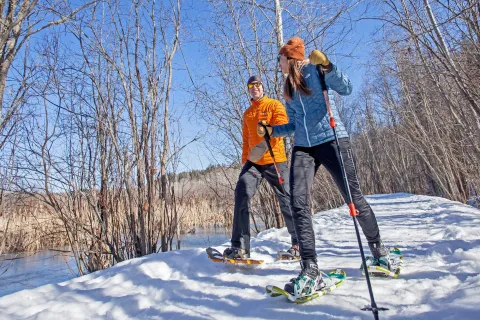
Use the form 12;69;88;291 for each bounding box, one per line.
174;1;383;173
5;1;383;175
0;1;387;180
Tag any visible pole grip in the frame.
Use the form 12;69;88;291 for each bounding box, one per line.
318;65;336;123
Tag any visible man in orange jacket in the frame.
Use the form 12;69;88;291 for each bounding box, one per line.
223;75;298;260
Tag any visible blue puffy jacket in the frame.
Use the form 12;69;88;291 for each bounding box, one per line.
272;63;353;147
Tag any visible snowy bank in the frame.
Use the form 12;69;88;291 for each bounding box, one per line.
1;193;479;319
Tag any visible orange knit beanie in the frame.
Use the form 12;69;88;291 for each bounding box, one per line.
279;37;305;60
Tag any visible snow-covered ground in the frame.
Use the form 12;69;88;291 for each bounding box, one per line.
1;193;479;319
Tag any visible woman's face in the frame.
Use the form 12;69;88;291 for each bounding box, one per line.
279;54;289;75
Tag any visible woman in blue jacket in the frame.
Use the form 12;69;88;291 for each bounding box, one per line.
258;37;389;297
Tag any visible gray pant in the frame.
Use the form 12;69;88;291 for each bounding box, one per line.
231;161;297;252
290;138;381;261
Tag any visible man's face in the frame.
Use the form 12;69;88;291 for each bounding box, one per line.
248;82;264;100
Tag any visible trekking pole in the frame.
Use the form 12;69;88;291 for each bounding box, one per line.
259;123;284;185
316;66;387;320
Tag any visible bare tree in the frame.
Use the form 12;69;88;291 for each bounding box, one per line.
344;0;480;202
188;0;357;227
6;0;185;273
0;0;94;147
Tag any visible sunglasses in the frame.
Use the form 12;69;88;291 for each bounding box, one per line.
247;82;262;89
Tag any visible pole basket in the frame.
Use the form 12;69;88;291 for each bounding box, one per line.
361;306;389;312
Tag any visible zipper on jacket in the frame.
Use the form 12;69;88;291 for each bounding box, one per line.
298;94;311;147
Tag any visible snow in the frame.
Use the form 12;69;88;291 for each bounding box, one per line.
1;193;480;319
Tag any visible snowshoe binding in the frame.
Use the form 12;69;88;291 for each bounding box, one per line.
277;244;301;261
206;247;263;265
361;243;403;278
266;265;346;304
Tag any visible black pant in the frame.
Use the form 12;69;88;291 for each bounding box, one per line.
231;161;297;252
290;138;381;261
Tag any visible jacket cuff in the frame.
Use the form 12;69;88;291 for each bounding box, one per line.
324;63;338;79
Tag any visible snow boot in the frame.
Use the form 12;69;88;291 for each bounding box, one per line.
284;259;324;297
223;247;250;259
368;241;390;269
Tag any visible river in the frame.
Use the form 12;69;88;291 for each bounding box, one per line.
0;226;232;297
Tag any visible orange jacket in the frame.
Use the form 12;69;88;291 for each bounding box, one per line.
242;96;288;165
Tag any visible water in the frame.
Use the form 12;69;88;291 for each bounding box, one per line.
173;225;231;250
0;226;231;298
0;250;77;298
